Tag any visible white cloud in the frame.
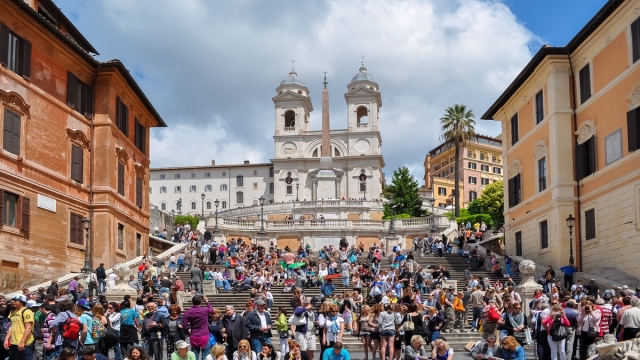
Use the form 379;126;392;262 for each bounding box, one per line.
55;0;539;184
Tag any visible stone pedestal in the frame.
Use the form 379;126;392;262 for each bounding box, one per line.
515;260;543;317
385;235;400;261
103;263;138;303
255;234;269;249
316;158;337;200
202;281;217;295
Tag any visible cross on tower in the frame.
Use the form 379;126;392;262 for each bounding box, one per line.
361;55;365;66
323;71;328;88
291;59;295;70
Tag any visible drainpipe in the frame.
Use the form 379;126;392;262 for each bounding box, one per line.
567;50;583;271
89;63;101;269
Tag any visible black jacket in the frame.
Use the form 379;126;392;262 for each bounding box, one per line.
245;310;272;339
221;314;248;348
96;267;107;280
166;315;186;342
141;311;168;339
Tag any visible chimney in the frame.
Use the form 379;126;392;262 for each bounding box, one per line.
244;160;250;164
211;159;216;166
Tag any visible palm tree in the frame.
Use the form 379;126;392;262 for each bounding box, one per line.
440;104;476;217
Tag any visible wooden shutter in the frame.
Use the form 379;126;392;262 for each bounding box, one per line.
21;40;31;80
118;162;125;196
579;64;591;104
71;145;83;183
629;109;638;152
136;178;143;208
0;23;8;67
67;72;77;108
21;196;30;233
82;82;93;119
76;215;84;245
632;18;640;63
0;188;4;229
69;213;77;244
3;109;21;155
585;209;596;240
576;141;587;180
587;137;596;176
508;177;514;208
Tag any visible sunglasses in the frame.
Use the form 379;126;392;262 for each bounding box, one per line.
239;346;249;348
513;307;521;310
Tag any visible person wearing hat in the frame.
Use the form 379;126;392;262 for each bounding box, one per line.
170;340;195;360
3;294;35;360
77;298;98;348
470;333;502;360
245;299;273;354
289;298;316;360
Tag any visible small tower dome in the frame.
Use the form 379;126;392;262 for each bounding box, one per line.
350;65;376;83
280;70;305;86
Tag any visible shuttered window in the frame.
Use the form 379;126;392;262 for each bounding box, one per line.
540;220;549;249
0;23;32;80
515;231;522;256
116;97;129;136
135;233;141;256
69;213;84;245
117;162;125;196
508;174;521;208
136;177;143;208
632;17;640;64
627;107;640;152
576;137;596;180
71;145;83;183
510;113;519;145
585;209;596;241
535;90;544;124
3;108;21;155
579;64;591;104
66;72;93;118
0;190;29;233
134;119;146;154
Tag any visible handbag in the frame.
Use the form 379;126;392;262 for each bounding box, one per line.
401;314;415;332
524;329;533;345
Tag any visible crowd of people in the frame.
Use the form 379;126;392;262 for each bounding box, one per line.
4;223;640;360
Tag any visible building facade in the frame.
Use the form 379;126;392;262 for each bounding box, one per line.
0;0;165;291
148;161;274;216
271;66;385;202
424;135;503;208
482;0;640;278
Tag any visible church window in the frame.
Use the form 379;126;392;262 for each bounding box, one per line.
269;167;274;177
334;147;341;157
284;110;295;128
312;148;318;157
356;106;368;127
191;201;196;210
206;201;211;210
160;203;166;211
287;185;293;195
236;192;244;204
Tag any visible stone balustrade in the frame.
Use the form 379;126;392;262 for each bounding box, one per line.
215;200;385;219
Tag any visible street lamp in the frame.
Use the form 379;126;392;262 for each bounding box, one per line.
566;214;575;265
429;197;437;232
258;196;266;235
388;195;396;236
296;182;299;202
200;193;206;219
214;199;220;233
80;217;92;273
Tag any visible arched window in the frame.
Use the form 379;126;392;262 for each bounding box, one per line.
220;184;227;191
206;201;211;210
357;106;368;126
312;148;318;157
160;203;166;211
222;201;227;209
236;175;243;187
334;146;341;157
284;110;295;128
191;201;196;210
253;199;258;205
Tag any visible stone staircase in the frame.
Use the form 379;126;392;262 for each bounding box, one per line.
166;250;524;352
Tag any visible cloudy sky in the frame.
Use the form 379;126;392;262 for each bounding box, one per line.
55;0;606;183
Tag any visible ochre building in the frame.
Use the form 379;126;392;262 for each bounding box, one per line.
0;0;166;291
482;0;640;279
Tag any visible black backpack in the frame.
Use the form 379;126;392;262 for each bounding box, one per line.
32;311;48;341
550;314;568;341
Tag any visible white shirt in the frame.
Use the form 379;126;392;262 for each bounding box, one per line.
325;316;345;342
257;311;267;328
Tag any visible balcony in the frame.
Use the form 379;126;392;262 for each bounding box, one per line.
284;127;295;131
357;123;369;128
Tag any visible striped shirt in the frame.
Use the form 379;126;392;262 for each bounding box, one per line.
599;305;613;334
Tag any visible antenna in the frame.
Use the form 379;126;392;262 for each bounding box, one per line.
361;55;365;66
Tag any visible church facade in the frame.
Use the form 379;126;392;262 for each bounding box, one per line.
271;65;386;203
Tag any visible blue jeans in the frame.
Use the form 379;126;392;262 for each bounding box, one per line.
472;307;483;329
249;337;270;355
342;274;350;287
159;287;170;299
431;330;441;342
10;344;34;360
113;330;122;360
192;344;211;360
98;279;107;293
266;298;273;309
44;345;57;360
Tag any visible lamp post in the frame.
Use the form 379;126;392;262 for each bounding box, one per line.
200;193;205;219
296;182;299;202
81;217;92;273
429;197;437;233
258;196;266;235
566;214;575;265
177;198;182;214
388;195;396;236
214;199;220;233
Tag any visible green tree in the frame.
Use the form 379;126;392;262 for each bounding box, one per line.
477;180;504;227
173;214;200;230
383;167;426;218
467;199;483;215
440;104;476;217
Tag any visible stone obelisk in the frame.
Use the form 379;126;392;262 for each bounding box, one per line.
316;72;337;199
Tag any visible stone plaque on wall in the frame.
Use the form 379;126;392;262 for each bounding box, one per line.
605;128;622;165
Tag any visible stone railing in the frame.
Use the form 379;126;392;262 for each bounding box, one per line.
211;215;449;233
216;200;385;219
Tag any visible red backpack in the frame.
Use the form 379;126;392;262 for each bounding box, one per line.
61;312;82;341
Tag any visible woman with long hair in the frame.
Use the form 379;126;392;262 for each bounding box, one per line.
378;304;397;360
368;303;383;360
431;339;454;360
401;303;424;347
206;345;228;360
500;336;526;360
502;302;529;345
124;346;151;360
283;340;310;360
257;344;278;360
322;303;345;349
106;302;123;360
166;305;185;354
233;339;256;360
119;299;141;354
543;305;571;360
92;304;110;357
317;300;331;356
358;305;373;360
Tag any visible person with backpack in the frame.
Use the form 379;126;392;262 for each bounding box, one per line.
77;299;99;348
39;304;57;360
4;294;36;360
543;305;570;360
48;300;81;355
